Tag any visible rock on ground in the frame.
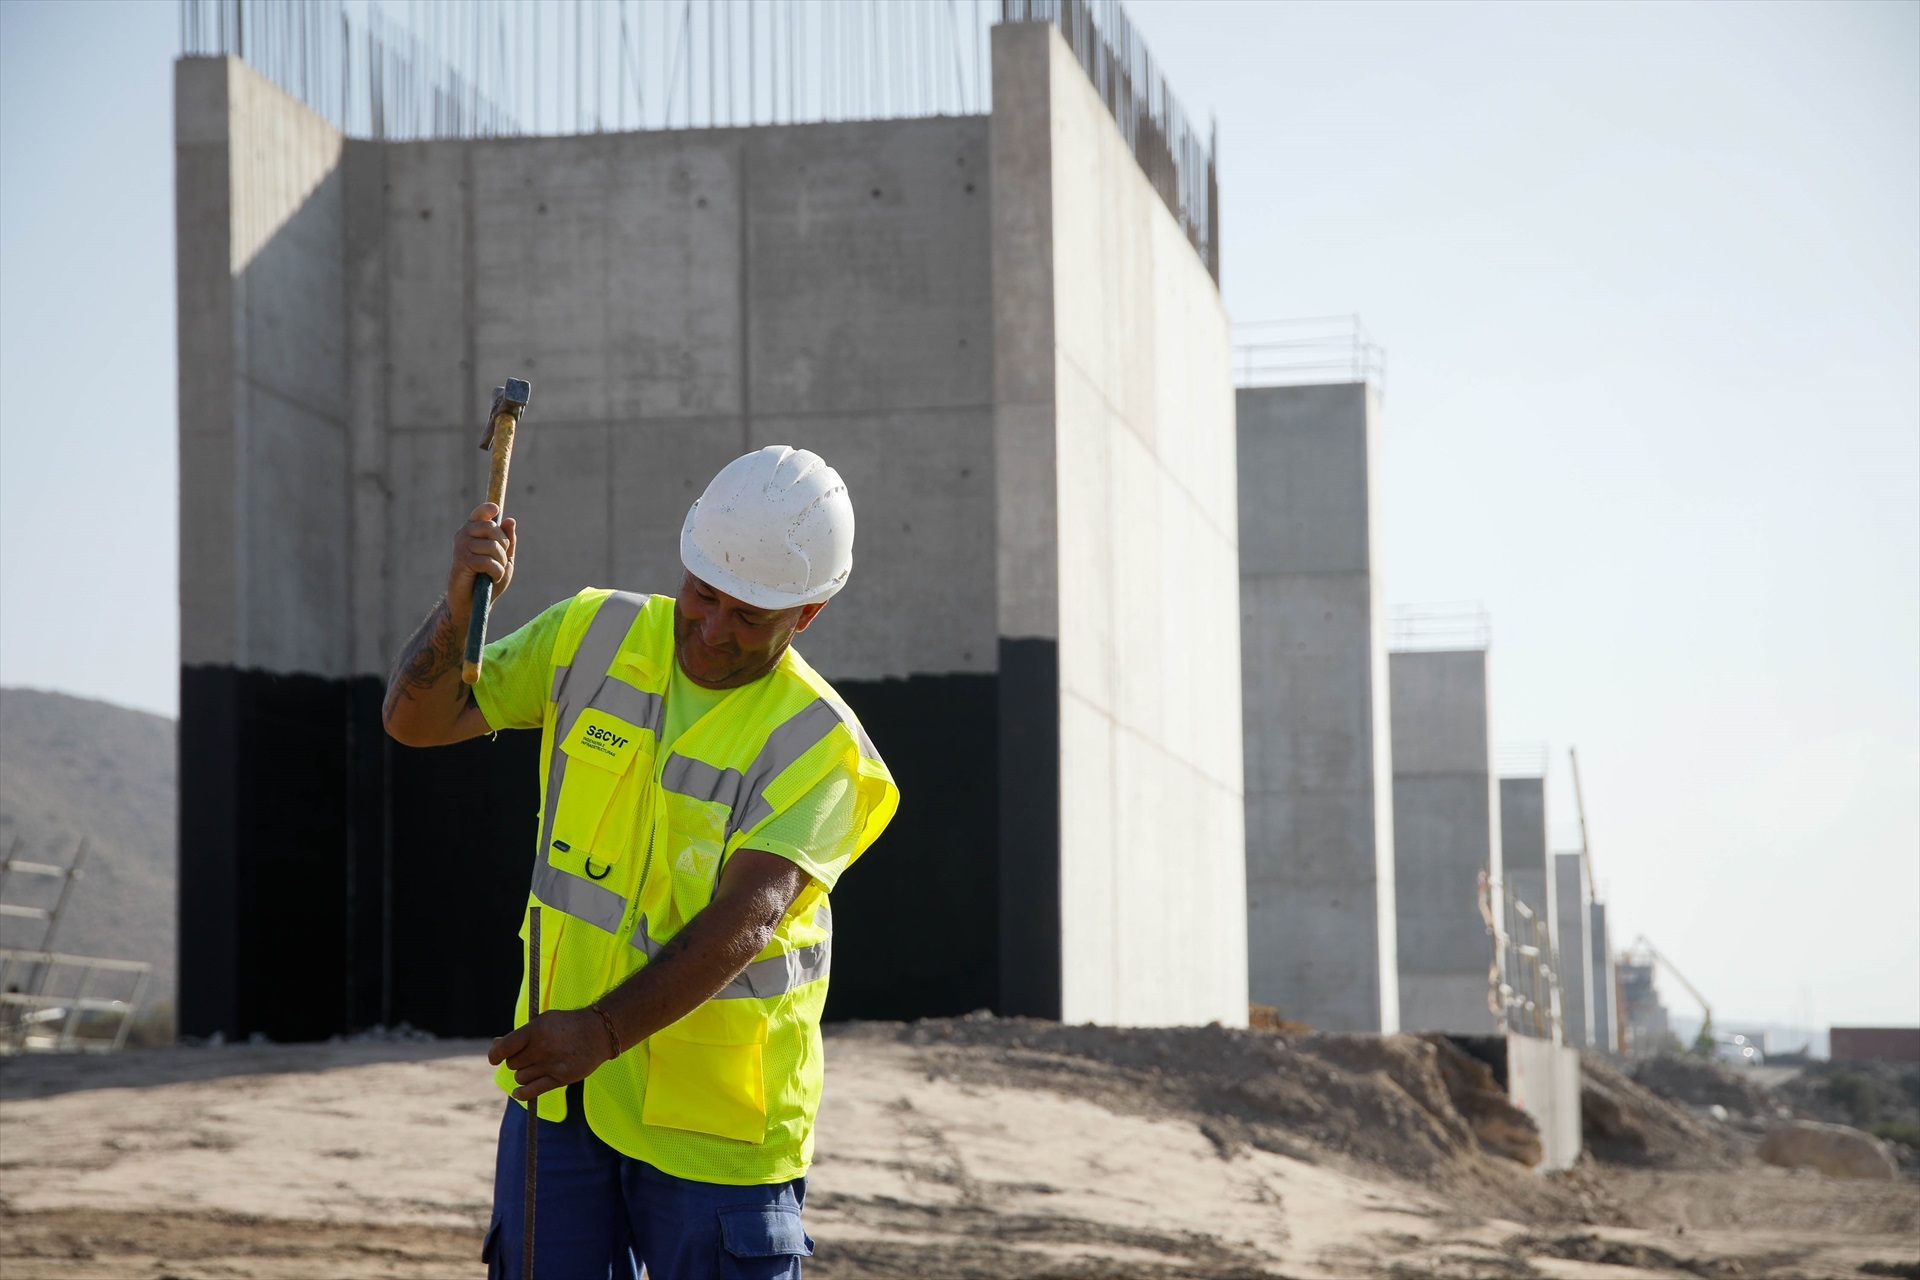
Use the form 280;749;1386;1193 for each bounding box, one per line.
1757;1119;1900;1180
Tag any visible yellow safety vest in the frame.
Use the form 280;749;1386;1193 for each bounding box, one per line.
494;588;899;1185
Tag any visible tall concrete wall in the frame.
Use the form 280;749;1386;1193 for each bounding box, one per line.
1237;384;1396;1032
354;121;999;681
990;23;1245;1026
178;24;1244;1038
179;55;1001;1038
1590;901;1618;1054
1390;649;1499;1034
1555;851;1593;1047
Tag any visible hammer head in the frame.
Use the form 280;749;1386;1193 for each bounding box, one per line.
479;378;533;448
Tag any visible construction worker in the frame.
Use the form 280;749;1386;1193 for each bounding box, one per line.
383;446;898;1280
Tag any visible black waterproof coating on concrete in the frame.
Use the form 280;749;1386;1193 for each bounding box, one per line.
181;667;361;1041
182;665;1008;1038
383;720;542;1035
180;668;538;1042
996;638;1061;1020
825;672;999;1022
178;666;240;1038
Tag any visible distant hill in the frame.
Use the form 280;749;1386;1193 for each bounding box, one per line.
0;687;175;1006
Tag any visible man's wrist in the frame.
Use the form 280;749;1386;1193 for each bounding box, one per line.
588;1001;622;1063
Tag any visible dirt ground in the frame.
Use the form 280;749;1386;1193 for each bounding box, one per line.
2;1025;1915;1280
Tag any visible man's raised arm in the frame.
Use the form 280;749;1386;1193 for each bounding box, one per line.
383;502;516;747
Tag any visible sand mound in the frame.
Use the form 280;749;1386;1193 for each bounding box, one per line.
1630;1053;1780;1119
830;1017;1607;1229
1580;1055;1739;1169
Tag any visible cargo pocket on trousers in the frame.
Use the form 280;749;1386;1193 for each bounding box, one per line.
479;1215;504;1277
717;1205;813;1280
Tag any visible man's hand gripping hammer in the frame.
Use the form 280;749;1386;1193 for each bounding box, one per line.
462;378;532;685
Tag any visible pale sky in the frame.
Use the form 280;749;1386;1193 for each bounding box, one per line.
2;0;1915;1032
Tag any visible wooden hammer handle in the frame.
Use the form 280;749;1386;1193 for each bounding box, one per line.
461;412;519;685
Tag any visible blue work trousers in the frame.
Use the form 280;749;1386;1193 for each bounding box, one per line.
483;1086;813;1280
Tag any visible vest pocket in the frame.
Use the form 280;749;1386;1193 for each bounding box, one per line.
660;792;728;926
642;999;770;1144
551;711;651;872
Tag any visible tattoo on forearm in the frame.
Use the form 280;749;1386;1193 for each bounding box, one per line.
383;598;471;721
649;929;696;969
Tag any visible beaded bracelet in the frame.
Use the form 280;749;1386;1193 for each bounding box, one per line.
589;1002;622;1061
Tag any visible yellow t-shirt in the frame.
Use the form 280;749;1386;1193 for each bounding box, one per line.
473;598;860;891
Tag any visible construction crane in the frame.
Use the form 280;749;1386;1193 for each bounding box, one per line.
1628;934;1715;1057
1569;748;1599;903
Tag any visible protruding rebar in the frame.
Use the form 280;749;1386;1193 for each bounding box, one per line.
175;0;1214;278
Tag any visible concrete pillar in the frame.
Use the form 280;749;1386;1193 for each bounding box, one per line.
1555;851;1594;1047
990;22;1246;1026
989;21;1065;1021
1590;901;1618;1054
1237;384;1396;1032
176;56;354;1041
1390;648;1500;1034
1499;774;1555;1036
1499;776;1550;918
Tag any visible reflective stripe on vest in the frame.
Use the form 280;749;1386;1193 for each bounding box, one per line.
640;693;858;995
530;592;652;935
529;596;860;940
659;696;849;846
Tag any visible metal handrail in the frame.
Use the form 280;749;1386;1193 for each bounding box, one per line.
1387;602;1490;652
1234;315;1387;394
1003;0;1219;281
1497;742;1549;778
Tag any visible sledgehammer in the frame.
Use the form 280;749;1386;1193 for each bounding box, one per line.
462;378;531;685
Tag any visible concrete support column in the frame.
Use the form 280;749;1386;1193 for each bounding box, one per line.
1237;384;1397;1032
989;21;1246;1026
1555;851;1594;1047
1500;775;1553;1031
176;56;351;1041
989;21;1064;1020
1390;648;1500;1034
1500;776;1550;917
1590;901;1618;1054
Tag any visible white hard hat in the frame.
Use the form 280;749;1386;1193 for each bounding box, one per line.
680;446;855;610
